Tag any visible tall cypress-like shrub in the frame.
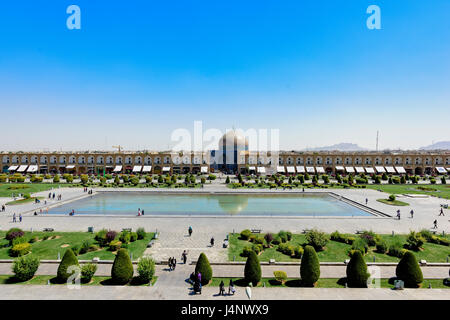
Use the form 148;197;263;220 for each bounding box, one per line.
300;245;320;287
111;248;134;285
194;253;212;285
244;251;261;286
396;251;423;288
57;249;79;283
346;250;369;288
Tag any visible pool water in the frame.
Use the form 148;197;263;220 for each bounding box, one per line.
47;192;371;217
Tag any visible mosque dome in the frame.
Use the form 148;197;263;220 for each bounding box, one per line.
218;130;248;151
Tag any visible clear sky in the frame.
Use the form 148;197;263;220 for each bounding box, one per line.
0;1;449;151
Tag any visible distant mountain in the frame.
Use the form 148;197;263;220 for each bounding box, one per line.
419;141;450;150
303;143;368;151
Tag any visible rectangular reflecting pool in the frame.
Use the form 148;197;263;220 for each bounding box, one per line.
47;192;371;217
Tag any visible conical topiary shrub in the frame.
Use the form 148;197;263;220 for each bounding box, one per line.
396;250;423;288
57;248;79;283
300;245;320;287
346;250;369;288
244;250;261;286
194;253;212;285
111;248;134;285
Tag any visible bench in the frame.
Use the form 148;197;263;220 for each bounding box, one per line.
355;230;364;234
147;240;155;248
43;228;54;232
441;204;448;209
122;228;132;232
251;229;262;234
429;229;437;235
302;229;312;234
223;240;229;248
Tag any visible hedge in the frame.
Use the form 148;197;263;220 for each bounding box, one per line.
396;251;423;288
300;245;320;287
195;253;213;285
346;250;369;288
57;249;79;283
10;243;31;257
244;251;261;286
12;255;40;282
111;248;134;285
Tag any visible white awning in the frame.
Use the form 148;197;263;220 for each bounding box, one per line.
257;167;266;173
248;166;256;171
162;167;170;172
315;167;325;174
306;167;315;173
355;167;365;173
365;167;375;174
287;166;295;173
277;166;285;173
395;166;406;174
132;165;142;173
201;166;208;173
142;166;152;172
113;165;122;172
335;166;344;171
436;167;447;174
27;165;38;173
8;165;18;171
375;166;386;173
385;166;396;173
66;165;75;169
17;165;28;172
345;166;355;173
296;166;305;173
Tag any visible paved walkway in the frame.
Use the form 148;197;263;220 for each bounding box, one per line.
0;262;448;279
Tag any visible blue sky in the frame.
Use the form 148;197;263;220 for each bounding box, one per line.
0;1;449;151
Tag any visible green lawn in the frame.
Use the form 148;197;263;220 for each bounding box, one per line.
377;198;409;206
208;277;449;289
228;233;450;263
5;197;45;206
0;231;154;261
366;184;450;200
0;183;67;197
0;275;157;286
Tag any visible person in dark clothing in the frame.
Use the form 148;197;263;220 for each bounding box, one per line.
210;237;214;247
188;226;193;236
219;280;225;295
228;279;235;295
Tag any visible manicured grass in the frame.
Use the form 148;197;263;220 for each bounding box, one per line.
377;198;409;206
5;197;45;206
228;233;450;263
366;184;450;200
208;277;450;289
0;275;157;286
0;231;154;260
0;184;66;197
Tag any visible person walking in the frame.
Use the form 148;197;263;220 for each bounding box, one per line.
433;219;438;229
396;210;401;220
410;209;414;218
19;214;22;223
228;279;235;295
142;209;144;216
439;208;445;216
173;258;177;270
12;213;16;223
365;198;368;205
210;237;215;247
182;250;187;264
219;280;225;296
188;226;193;237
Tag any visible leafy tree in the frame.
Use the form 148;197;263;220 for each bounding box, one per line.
111;248;134;285
244;250;261;286
57;249;79;283
396;251;423;288
195;253;212;285
346;250;369;288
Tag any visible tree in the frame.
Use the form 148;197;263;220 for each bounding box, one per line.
244;250;261;286
57;249;79;283
346;250;369;288
195;253;212;285
300;245;320;287
111;248;134;285
396;251;423;288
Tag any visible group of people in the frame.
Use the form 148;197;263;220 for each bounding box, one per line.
168;257;177;271
12;213;22;223
396;207;446;229
137;208;145;216
219;279;236;296
48;192;62;200
190;272;203;294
